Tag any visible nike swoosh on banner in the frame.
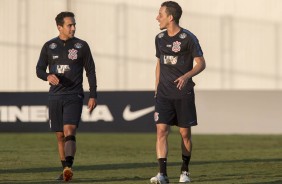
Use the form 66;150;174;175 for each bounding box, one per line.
123;105;155;121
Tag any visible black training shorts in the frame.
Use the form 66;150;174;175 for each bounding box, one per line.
154;91;197;127
48;94;84;132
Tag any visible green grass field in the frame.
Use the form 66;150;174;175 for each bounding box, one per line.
0;132;281;184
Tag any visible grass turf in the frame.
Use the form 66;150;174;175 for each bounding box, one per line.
0;132;281;183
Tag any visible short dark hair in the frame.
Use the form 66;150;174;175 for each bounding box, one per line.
55;12;75;26
161;1;182;24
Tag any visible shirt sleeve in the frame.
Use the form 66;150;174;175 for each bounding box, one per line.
36;44;49;81
187;35;203;58
155;36;160;59
83;42;97;99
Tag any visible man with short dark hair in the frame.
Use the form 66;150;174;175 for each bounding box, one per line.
150;1;206;183
36;11;97;182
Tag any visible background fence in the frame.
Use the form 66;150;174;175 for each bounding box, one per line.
1;0;282;91
1;0;282;133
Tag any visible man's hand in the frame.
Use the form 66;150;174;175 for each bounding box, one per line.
47;74;60;85
87;98;97;113
174;56;206;90
174;74;189;90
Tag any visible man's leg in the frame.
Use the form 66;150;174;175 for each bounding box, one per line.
179;127;192;182
56;132;66;165
156;124;170;176
150;123;170;184
55;132;65;180
180;127;192;171
63;124;77;167
62;124;77;181
49;97;65;180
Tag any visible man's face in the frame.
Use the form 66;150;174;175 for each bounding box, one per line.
58;17;76;40
156;6;170;30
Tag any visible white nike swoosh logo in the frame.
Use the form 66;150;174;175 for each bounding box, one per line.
123;105;155;121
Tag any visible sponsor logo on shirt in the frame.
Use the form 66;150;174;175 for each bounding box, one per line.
52;55;59;59
179;33;187;39
49;43;57;49
158;32;164;38
172;41;181;52
56;65;70;73
68;49;78;60
74;43;83;49
164;55;178;65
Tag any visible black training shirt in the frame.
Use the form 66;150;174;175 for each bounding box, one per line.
36;37;97;98
155;28;203;98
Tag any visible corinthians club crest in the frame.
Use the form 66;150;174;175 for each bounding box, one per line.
68;49;78;60
172;41;181;52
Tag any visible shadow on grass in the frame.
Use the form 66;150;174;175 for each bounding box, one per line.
0;176;147;184
1;158;282;174
192;158;282;165
247;181;282;184
0;162;158;174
